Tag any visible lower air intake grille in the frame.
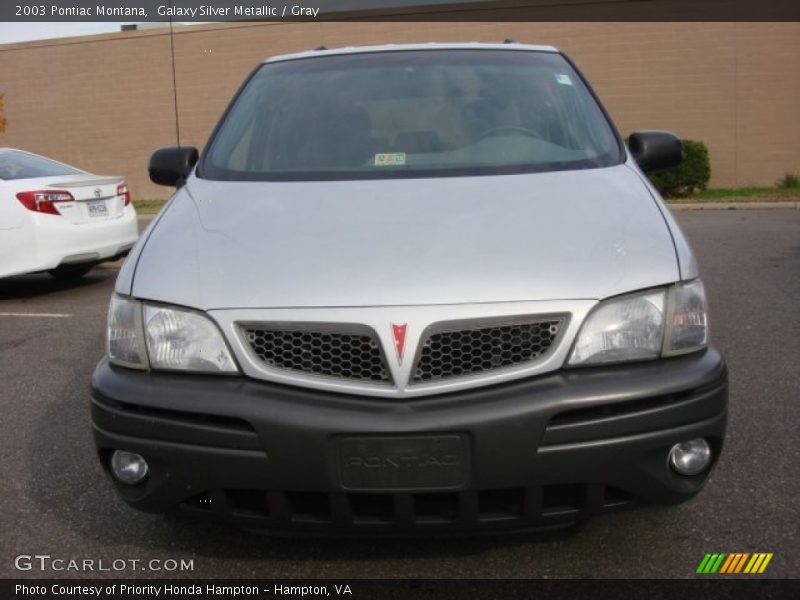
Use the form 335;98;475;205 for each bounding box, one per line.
411;317;565;383
243;325;390;383
179;484;635;533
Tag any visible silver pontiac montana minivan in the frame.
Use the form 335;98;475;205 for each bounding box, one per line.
93;43;727;534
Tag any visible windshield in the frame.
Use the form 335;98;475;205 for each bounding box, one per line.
0;149;82;180
202;50;622;181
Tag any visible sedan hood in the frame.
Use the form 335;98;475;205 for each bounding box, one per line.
130;165;679;309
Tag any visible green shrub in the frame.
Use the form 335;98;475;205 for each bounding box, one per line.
777;172;800;189
646;139;711;198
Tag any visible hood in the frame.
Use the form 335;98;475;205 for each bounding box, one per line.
129;165;679;309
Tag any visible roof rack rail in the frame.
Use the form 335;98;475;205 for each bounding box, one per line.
313;45;327;51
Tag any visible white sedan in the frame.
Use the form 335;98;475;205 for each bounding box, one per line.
0;148;138;279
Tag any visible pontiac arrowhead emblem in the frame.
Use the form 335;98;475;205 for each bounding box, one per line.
391;323;408;365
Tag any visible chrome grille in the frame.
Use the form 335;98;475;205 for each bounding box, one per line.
243;325;390;383
411;317;564;383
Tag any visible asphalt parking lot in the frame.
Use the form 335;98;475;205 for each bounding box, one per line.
0;209;798;579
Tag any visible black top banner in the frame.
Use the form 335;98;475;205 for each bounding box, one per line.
2;0;799;22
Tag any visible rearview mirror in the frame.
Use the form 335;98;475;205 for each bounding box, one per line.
628;131;682;173
148;146;199;187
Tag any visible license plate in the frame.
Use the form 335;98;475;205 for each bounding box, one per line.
337;435;468;490
87;200;108;217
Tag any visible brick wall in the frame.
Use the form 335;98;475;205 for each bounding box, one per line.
1;21;798;199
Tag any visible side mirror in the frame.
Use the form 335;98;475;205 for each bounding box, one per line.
148;146;199;187
628;131;682;173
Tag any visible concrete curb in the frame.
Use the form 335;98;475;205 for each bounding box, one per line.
667;201;799;211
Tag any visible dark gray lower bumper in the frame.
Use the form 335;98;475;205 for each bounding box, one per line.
91;348;727;535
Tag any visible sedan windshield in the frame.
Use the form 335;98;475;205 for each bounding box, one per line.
0;149;82;180
202;50;622;181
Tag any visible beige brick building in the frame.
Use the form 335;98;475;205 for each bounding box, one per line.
1;20;798;199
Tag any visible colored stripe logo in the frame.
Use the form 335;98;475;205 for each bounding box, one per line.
697;553;773;574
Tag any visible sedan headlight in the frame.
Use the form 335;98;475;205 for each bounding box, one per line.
107;295;238;373
568;280;708;366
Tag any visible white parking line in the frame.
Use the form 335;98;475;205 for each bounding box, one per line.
0;312;73;318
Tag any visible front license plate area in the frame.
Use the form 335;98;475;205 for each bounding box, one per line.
87;200;108;217
337;435;469;491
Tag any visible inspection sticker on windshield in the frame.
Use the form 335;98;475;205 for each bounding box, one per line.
374;152;406;167
555;73;573;86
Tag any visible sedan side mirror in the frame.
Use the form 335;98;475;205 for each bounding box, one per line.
628;131;683;173
148;146;199;187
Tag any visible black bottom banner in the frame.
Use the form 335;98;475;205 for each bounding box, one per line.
4;579;800;600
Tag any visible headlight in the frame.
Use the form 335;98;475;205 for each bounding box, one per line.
144;304;238;373
107;295;147;368
568;289;665;365
106;295;238;373
568;281;708;366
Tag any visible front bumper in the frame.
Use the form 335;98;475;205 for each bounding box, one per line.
91;348;727;535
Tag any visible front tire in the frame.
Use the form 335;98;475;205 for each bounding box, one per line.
48;263;95;280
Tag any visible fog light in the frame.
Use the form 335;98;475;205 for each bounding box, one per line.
110;450;149;485
668;439;711;476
